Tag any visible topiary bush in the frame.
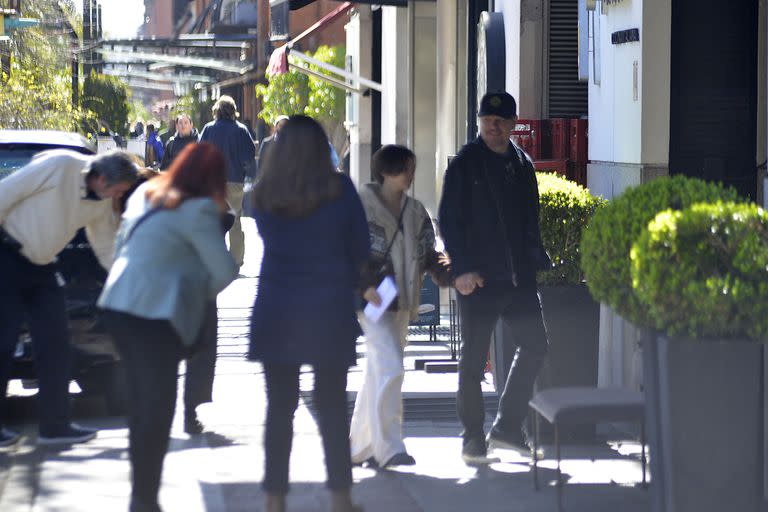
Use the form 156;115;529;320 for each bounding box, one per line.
580;175;741;326
630;202;768;339
536;172;606;285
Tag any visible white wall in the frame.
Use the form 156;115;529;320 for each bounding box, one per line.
345;8;373;189
588;0;643;164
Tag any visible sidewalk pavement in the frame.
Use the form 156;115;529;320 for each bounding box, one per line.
0;219;650;511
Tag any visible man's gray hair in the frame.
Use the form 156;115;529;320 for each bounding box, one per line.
88;151;140;186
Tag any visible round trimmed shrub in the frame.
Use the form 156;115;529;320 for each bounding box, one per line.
580;175;741;326
630;202;768;339
536;172;606;286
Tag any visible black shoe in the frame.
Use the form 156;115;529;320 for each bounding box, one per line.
487;427;542;456
184;412;204;435
0;427;21;447
38;424;97;445
382;452;416;467
461;437;499;464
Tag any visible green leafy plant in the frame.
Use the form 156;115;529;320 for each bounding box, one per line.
255;69;310;125
631;202;768;339
536;172;606;285
580;175;741;326
82;71;131;135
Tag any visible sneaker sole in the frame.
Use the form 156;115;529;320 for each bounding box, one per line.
38;433;97;445
487;437;544;457
462;453;501;465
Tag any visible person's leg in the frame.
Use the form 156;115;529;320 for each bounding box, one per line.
456;288;503;444
225;182;245;268
492;287;549;436
262;363;300;495
313;364;353;490
106;312;181;510
183;302;218;433
352;312;409;465
24;264;74;435
0;248;25;437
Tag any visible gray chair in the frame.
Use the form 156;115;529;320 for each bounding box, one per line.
528;387;647;511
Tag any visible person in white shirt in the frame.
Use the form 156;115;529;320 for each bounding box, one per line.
0;149;138;446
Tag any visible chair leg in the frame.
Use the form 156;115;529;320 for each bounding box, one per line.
556;424;563;512
533;410;540;491
641;421;648;489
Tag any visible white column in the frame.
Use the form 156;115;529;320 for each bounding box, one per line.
346;7;373;188
380;5;411;146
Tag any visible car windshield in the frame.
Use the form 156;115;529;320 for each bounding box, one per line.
0;149;37;181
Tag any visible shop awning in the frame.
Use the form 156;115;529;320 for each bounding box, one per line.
266;1;382;95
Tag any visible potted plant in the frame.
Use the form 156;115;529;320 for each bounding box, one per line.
628;201;768;512
580;175;763;512
492;173;605;441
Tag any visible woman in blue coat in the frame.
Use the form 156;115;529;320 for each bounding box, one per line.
99;143;238;512
249;116;369;512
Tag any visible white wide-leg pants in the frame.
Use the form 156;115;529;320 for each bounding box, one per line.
350;310;410;465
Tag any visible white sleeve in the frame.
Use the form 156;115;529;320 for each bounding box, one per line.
85;206;120;270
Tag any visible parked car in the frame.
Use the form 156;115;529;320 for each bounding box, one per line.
0;130;126;414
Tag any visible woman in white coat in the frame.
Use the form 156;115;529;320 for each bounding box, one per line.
352;145;450;468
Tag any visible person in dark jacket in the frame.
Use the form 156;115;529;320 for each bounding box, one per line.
438;91;550;465
256;115;288;176
198;95;256;270
249;116;368;512
160;114;198;170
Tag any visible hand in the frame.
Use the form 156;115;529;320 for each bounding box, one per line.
363;287;382;306
454;272;484;296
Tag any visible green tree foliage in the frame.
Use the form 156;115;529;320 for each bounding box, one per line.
255;45;345;131
170;94;215;129
0;0;94;131
255;69;310;126
83;71;131;135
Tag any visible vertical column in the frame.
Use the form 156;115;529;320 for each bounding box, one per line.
380;5;411;146
346;7;373;188
436;0;458;202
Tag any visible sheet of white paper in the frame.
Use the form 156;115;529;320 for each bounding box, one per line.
363;275;398;323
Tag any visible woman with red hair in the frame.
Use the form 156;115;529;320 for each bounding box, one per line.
99;143;238;512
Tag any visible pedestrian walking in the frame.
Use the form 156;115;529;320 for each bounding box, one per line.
256;114;288;174
0;149;138;446
438;91;551;464
160;114;198;170
198;95;256;270
144;124;164;167
350;145;451;469
98;143;237;512
248;116;368;512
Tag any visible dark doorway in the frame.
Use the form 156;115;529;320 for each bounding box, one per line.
669;0;759;199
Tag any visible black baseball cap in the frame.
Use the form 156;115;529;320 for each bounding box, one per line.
478;92;517;119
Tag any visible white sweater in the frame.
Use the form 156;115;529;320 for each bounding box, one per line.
0;149;118;269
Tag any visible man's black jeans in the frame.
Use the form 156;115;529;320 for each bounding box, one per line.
456;282;548;442
262;363;352;494
0;244;73;433
103;311;182;512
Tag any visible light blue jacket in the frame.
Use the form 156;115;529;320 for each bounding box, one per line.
98;183;238;345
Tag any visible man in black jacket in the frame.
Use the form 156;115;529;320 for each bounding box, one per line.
438;92;550;464
160;114;198;170
199;96;256;269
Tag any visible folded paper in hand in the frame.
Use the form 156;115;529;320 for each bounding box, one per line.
363;276;398;323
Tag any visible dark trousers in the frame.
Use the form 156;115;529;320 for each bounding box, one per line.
262;363;352;494
456;282;548;441
103;311;182;512
0;244;72;433
183;302;217;413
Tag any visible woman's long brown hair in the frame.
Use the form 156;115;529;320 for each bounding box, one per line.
144;142;227;209
252;115;342;218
